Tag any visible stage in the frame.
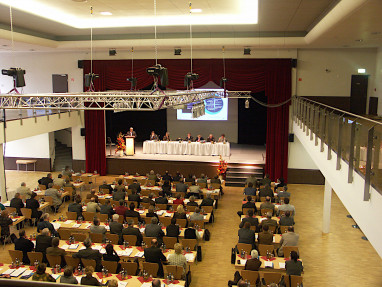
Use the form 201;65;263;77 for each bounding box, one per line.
105;142;265;176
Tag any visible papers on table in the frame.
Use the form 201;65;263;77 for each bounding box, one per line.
198;231;203;237
20;269;33;277
105;226;110;231
240;259;247;265
203;215;207;220
2;268;15;275
118;282;128;287
138;210;145;214
135;251;144;258
255;234;258;240
65;220;74;224
52;222;61;230
79;246;86;251
279;262;286;269
75;276;83;282
68;244;79;250
84;223;92;229
10;267;27;277
141;283;152;287
139;228;145;233
168;285;183;287
164;212;173;217
185;253;195;262
273;237;276;243
51;274;61;280
264;261;274;268
3;202;10;207
92;245;102;251
116;248;133;257
156;210;165;216
72;223;82;228
12;218;18;222
61;244;69;250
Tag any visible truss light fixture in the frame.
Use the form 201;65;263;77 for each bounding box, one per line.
245;98;250;109
244;48;251;55
109;48;117;56
174;48;182;55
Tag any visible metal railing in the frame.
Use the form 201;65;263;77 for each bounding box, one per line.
292;96;382;200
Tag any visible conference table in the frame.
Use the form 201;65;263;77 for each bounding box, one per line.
143;140;230;156
235;255;303;273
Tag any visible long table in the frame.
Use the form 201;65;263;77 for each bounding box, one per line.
235;255;302;273
143;140;230;156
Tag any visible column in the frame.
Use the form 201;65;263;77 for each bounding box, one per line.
322;178;332;233
0;143;6;202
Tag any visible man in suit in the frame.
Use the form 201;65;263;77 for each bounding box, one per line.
147;170;159;183
35;228;52;263
127;190;141;204
239;209;259;231
155;191;168;205
243;182;257;196
45;183;62;211
126;127;137;138
53;174;65;188
260;174;272;186
113;188;126;202
238;222;255;248
165;217;180;239
184;133;193;141
186;196;198;207
195;134;204;142
176;180;188;194
196;174;207;188
100;199;114;219
26;192;42;222
245;174;257;187
161;171;173;182
144;238;167;277
16;182;32;199
86;190;99;203
10;193;24;216
237;195;257;217
162;132;170;141
90;218;107;242
173;172;182;182
121;219;143;246
115;179;126;193
257;224;273;245
14;229;34;265
149;131;158;141
37;213;59;237
124;202;143;223
86;197;100;213
128;179;141;193
145;217;164;245
99;180;113;194
244;249;261;271
142;193;155;206
260;196;276;215
279;211;295;227
278;226;299;257
62;166;72;179
38;173;53;189
206;134;215;142
189;207;204;221
200;193;214;207
260;212;278;231
188;182;202;199
73;238;102;271
278;198;295;216
277;186;291;200
46;237;66;267
109;214;123;237
68;196;83;219
258;184;274;199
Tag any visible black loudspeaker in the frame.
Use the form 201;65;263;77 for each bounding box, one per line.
288;133;295;142
80;128;86;136
78;60;84;69
291;59;297;68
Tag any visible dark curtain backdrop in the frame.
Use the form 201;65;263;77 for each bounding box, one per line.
83;58;291;181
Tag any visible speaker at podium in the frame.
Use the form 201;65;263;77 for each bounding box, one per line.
125;136;135;155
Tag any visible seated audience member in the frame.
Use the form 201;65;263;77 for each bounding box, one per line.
162;132;170;141
38;173;53;189
86;190;99;203
108;279;119;287
245;174;257;187
53;174;65;188
128;179;141;193
150;130;158;140
173;193;184;206
62;166;73;179
35;228;52;263
218;133;227;142
90;218;107;241
278;198;295;216
257;224;273;245
285;250;303;275
210;175;221;184
122;219;143;246
260;212;278;231
99;180;113;194
109;213;123;237
238;221;255;248
0;210;13;242
73;238;102;271
260;196;276;215
162;171;173;182
63;178;77;197
113;187;126;202
239;209;259;231
274;177;285;191
161;180;172;197
187;196;198;207
86;197;101;213
184;222;201;241
228;250;261;286
45;183;62;211
278;185;291;200
0;200;5;211
14;229;34;265
147;170;159;183
143;238;167;278
188;182;202;199
16;182;32;199
127;189;141;204
278;226;299;257
184;133;194;142
26;192;43;222
100;199;115;218
32;263;56;282
10;193;24;216
145;217;164;245
142;193;156;206
259;183;274;199
197;173;207;186
243;182;257;196
60;267;78;284
68;195;83;219
176;180;188;194
124;202;143;223
260;174;272;186
200;193;214;207
167;243;187;275
185;174;195;185
146;205;159;219
81;266;101;286
237;195;257;217
189;207;204;221
206;134;215;142
103;243;121;273
37;213;59;236
115;179;126;193
155;191;168;204
46;237;66;267
115;200;128;216
173;205;187;222
279;211;295;227
173;171;182;182
195;134;204;142
166;217;180;239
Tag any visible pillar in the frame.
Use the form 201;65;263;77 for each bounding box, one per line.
323;178;332;233
0;143;6;202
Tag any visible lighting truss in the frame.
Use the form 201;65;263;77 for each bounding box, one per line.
0;90;251;111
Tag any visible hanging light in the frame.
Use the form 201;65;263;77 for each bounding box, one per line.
245;99;250;109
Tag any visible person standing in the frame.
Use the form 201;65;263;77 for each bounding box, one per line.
126;127;137;138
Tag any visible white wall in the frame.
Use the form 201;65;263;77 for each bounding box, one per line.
293;120;382;258
71;111;86;160
375;48;382;115
4;133;50;158
288;136;318;170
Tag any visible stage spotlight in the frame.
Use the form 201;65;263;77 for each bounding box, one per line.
174;48;182;55
84;73;99;87
109;48;117;56
146;64;168;87
220;77;228;88
244;48;251;55
1;68;26;87
127;77;137;88
245;99;250;109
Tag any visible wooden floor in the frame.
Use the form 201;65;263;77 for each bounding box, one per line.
3;170;382;286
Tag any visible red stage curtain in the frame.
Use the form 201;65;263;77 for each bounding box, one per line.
83;58;291;180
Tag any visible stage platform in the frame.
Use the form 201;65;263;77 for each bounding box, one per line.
105;143;265;176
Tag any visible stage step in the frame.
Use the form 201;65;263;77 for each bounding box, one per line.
225;163;264;187
53;140;72;172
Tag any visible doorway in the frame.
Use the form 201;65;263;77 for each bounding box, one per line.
350;75;368;115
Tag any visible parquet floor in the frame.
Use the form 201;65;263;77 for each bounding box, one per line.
2;170;382;286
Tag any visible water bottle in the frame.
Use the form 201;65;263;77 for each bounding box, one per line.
15;258;19;267
34;260;38;269
77;263;82;275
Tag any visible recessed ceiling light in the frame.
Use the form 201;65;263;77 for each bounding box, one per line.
190;9;202;13
355;39;363;42
100;11;112;16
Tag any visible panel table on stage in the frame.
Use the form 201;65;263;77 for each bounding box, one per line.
143;140;230;156
0;265;186;286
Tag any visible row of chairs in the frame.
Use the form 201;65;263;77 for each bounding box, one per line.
237;243;299;258
242;207;289;217
240;270;302;287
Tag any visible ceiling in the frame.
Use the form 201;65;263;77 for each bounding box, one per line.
0;0;381;51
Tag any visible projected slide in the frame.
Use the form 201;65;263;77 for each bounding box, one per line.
177;92;228;121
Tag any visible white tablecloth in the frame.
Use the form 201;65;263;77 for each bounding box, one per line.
143;141;230;156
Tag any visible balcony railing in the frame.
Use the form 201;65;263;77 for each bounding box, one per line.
292;96;382;200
